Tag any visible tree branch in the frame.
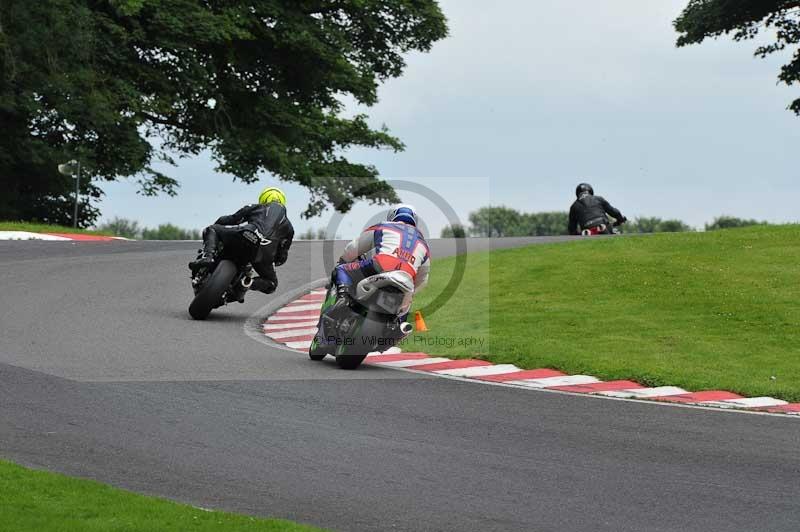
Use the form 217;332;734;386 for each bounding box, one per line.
137;111;182;129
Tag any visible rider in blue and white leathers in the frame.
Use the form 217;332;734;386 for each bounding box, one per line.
330;204;430;318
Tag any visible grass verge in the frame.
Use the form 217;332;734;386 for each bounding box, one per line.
0;459;323;532
0;221;114;236
410;225;800;402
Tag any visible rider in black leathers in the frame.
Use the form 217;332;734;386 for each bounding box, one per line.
568;183;627;235
189;187;294;294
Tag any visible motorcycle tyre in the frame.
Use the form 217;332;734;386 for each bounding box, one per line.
335;311;384;370
189;259;238;320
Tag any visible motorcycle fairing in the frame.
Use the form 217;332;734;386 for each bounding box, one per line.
355;270;414;316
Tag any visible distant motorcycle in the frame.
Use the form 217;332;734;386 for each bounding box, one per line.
188;230;263;320
581;218;625;236
309;270;415;369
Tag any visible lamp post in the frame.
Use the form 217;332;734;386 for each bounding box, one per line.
57;159;81;228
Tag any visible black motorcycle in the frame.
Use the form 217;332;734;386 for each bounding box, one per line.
188;230;262;320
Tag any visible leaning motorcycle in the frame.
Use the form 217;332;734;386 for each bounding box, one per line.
309;270;415;369
188;230;264;320
581;218;625;236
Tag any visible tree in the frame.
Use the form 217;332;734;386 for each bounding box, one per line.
657;219;694;233
675;1;800;115
468;208;571;237
466;207;694;237
440;224;467;238
0;1;448;225
626;217;694;233
298;227;329;240
519;212;570;236
141;223;200;240
468;207;524;237
98;217;140;239
705;216;765;231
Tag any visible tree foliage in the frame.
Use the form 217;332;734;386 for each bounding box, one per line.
468;207;570;237
705;215;766;231
0;0;448;225
626;217;694;234
440;224;467;238
467;207;694;236
141;223;200;240
97;217;200;239
468;207;525;237
520;211;570;236
675;0;800;114
98;216;141;239
297;227;329;240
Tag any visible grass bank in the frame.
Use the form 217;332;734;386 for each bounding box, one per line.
411;225;800;401
0;221;114;236
0;460;323;532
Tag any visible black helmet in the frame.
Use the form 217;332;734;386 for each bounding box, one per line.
576;183;594;198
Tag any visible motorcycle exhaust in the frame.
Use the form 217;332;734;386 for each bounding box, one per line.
241;276;254;289
400;322;414;335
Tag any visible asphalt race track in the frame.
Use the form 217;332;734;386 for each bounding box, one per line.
1;238;799;532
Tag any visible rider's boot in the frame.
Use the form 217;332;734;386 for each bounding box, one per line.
328;284;353;322
189;252;215;273
251;278;277;295
189;229;219;272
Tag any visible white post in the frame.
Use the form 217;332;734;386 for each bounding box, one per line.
73;160;81;228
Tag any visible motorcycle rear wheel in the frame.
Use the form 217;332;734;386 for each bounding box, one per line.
308;337;328;361
334;311;385;370
188;259;238;320
335;353;368;370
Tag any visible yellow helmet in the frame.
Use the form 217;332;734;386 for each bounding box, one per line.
258;186;286;206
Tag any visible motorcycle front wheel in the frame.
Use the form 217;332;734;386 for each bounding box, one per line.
188;259;238;320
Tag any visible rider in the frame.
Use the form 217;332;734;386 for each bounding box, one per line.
568;183;627;235
189;186;294;295
329;204;430;319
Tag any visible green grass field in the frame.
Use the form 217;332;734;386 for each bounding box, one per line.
0;460;322;532
0;221;114;236
410;225;800;402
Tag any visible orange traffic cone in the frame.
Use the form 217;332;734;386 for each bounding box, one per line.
414;311;429;332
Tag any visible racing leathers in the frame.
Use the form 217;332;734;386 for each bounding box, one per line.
568;194;626;235
192;203;294;294
332;222;431;320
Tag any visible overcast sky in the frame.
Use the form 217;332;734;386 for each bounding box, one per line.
100;0;800;236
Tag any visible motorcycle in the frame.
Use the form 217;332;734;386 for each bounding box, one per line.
309;269;415;369
581;218;625;236
188;230;262;320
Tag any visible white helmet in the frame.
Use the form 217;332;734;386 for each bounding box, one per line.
387;204;418;226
